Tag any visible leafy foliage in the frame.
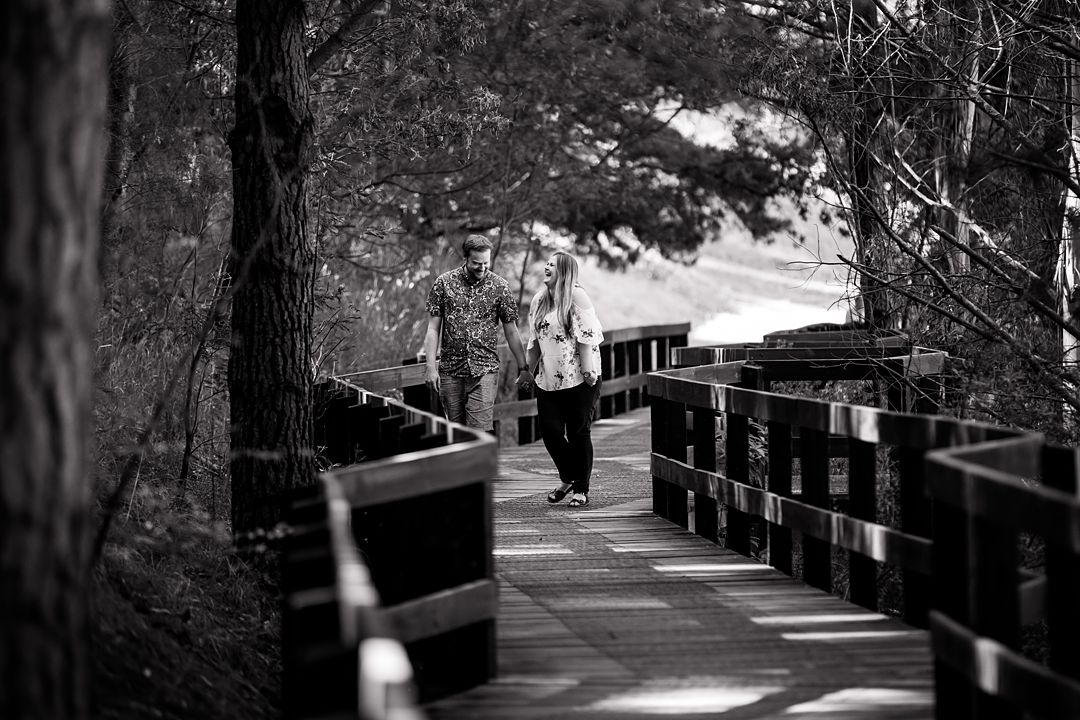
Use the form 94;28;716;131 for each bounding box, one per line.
737;0;1080;436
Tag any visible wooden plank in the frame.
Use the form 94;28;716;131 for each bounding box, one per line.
899;444;930;628
724;403;751;556
1042;444;1080;682
336;363;427;394
651;455;932;572
931;611;1080;719
767;420;793;576
328;438;497;508
603;322;692;345
970;515;1021;718
848;437;878;612
928;438;1080;551
663;398;688;528
384;579;497;644
650;397;670;519
800;426;831;593
931;494;974;718
652;365;1017;452
692;406;719;543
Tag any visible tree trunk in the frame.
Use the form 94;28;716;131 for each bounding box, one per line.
1060;61;1080;367
0;1;110;717
841;3;891;331
848;127;890;329
227;0;317;537
101;2;139;250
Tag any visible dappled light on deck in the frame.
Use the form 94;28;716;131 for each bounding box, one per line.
589;681;784;714
423;406;935;720
784;688;933;714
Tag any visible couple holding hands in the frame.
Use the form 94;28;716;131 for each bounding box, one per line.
424;235;603;508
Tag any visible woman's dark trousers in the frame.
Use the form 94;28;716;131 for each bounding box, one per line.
535;381;600;495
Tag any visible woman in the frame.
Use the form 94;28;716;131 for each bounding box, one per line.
525;251;604;508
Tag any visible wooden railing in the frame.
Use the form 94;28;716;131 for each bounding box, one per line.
282;473;425;720
281;322;691;717
335;322;691;443
648;328;1080;718
282;380;498;718
927;436;1080;717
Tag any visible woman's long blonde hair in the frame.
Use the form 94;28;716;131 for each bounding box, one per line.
534;251;579;335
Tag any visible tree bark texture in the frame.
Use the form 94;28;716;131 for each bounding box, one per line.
1059;60;1080;367
0;1;110;717
101;3;138;249
228;0;317;537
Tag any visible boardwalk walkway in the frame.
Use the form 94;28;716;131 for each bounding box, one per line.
424;407;934;719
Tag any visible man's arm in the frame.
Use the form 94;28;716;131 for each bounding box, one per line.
503;321;534;389
525;340;541;373
424;315;442;393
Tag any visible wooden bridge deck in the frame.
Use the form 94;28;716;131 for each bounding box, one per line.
423;407;934;719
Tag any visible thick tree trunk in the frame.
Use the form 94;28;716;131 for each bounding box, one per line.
0;1;110;717
842;4;891;331
227;0;317;537
1060;61;1080;369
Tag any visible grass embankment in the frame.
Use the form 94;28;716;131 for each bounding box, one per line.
92;498;280;719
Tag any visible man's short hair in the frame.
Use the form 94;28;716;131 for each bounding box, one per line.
463;234;493;255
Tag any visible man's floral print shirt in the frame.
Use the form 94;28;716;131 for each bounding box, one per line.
426;266;519;377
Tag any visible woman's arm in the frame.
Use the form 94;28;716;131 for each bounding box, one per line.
572;286;600;384
571;286;594;311
578;341;598;384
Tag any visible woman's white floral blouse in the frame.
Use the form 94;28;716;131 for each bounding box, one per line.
527;291;604;391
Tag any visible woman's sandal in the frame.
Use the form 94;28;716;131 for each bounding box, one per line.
547;485;571;503
568;493;589;507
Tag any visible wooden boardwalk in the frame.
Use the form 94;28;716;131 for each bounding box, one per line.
423;407;934;719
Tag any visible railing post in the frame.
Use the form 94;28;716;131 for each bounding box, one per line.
692;406;719;543
800;426;831;593
613;340;628;415
725;364;764;556
969;517;1021;718
628;339;642;409
724;399;751;556
600;342;616;419
517;384;536;444
1042;445;1080;683
848;438;878;611
885;361;932;627
766;420;793;575
898;444;930;627
931;471;974;718
663;398;689;528
650;395;670;519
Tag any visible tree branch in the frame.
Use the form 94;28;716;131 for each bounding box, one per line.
308;0;386;75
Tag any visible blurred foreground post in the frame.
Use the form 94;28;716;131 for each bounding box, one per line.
0;1;111;717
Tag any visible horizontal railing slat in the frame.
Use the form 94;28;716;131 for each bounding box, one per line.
931;610;1080;717
327;439;498;509
383;579;498;645
651;454;932;571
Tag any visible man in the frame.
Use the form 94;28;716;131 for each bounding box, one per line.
424;235;534;432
